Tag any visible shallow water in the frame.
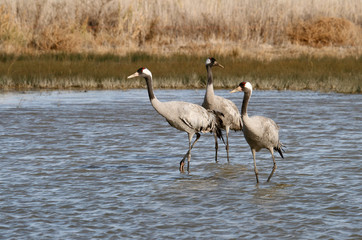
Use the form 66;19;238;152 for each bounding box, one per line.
0;89;361;239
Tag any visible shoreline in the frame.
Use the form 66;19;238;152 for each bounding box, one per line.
0;52;361;93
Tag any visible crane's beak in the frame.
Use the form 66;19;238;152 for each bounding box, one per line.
215;61;224;68
230;86;242;93
127;72;140;79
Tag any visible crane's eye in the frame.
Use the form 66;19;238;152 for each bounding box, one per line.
137;67;144;73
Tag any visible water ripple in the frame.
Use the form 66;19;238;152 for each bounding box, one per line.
0;90;361;239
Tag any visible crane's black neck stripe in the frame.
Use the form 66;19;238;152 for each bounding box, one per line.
242;91;251;116
206;65;213;85
144;76;156;100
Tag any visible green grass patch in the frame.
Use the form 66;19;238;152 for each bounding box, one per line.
0;52;361;93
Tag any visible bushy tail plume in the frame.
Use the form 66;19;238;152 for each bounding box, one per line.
211;110;225;144
274;142;286;159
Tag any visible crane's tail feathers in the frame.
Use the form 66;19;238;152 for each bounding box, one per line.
274;142;285;159
210;110;225;144
215;126;225;144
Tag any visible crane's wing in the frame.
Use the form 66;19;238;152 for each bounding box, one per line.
161;101;215;133
249;115;280;146
213;95;243;130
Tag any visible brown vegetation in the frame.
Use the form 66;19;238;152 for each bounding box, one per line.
0;0;361;58
0;53;360;93
1;1;361;93
288;17;362;47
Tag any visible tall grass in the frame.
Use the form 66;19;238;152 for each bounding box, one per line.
0;0;361;57
0;53;360;93
1;1;361;92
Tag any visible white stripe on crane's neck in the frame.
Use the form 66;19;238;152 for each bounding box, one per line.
244;82;253;92
205;58;212;65
241;82;253;117
142;68;152;78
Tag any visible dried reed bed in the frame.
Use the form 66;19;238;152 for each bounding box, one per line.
0;0;361;58
288;17;361;47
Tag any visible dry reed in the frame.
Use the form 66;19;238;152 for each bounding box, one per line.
0;0;361;58
1;1;361;93
287;17;361;47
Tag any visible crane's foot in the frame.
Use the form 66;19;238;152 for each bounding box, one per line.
179;160;185;172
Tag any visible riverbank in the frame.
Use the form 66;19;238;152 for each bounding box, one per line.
0;52;361;93
1;0;361;93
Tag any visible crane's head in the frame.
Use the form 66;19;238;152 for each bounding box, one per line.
127;67;152;79
230;81;253;93
205;57;224;68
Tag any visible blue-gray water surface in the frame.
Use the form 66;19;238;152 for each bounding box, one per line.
0;89;361;239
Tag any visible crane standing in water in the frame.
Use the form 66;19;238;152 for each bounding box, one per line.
202;58;243;162
231;81;284;183
127;67;224;172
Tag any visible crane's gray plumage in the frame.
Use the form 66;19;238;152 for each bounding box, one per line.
202;57;243;162
231;81;284;183
127;67;223;172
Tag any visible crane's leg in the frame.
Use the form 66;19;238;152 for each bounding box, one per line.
214;133;218;162
179;133;200;172
251;149;259;183
187;133;200;172
225;126;230;162
267;148;277;182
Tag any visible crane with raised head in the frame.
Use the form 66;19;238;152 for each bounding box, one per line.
230;81;284;183
202;57;243;162
128;67;224;172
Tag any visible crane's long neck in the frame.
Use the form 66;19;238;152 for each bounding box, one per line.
144;75;161;108
204;65;215;103
144;75;155;100
242;91;251;118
